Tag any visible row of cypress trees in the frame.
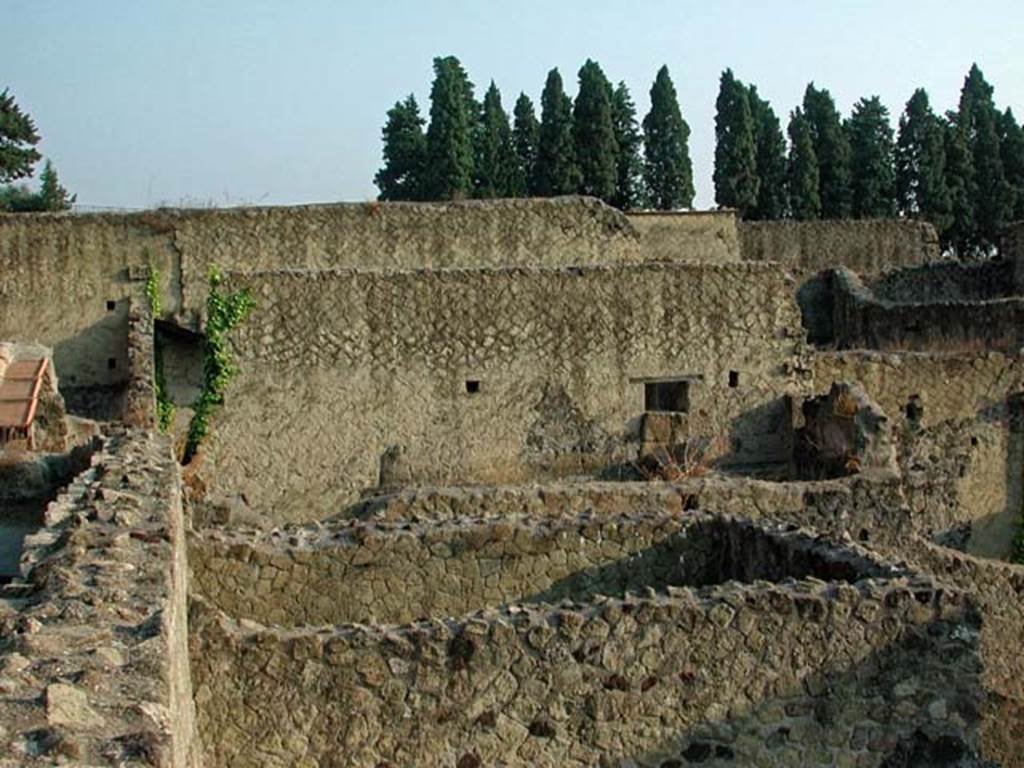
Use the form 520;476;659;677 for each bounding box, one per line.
714;65;1024;254
375;57;694;211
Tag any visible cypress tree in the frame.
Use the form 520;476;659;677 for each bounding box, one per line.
511;93;539;196
475;81;517;198
424;56;476;200
374;94;427;201
847;96;897;218
713;69;759;216
944;115;977;255
895;89;952;235
642;65;694;210
787;108;821;220
573;60;619;202
999;108;1024;221
534;68;580;196
610;82;644;210
37;160;74;211
747;85;788;220
958;65;1013;251
803;83;852;218
0;88;41;183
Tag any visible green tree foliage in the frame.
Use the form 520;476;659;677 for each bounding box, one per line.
787;108;821;220
846;97;896;218
642;65;694;210
747;86;788;220
424;56;476;200
37;160;75;211
713;69;759;216
0;88;41;183
511;93;539;196
535;68;580;196
610;82;644;210
803;84;852;218
944;115;977;254
474;81;517;198
999;108;1024;221
374;95;426;201
896;89;952;235
572;60;618;202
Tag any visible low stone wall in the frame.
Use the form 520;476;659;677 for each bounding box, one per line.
189;563;982;767
867;259;1012;304
189;513;896;628
739;218;940;272
0;428;199;766
626;210;740;263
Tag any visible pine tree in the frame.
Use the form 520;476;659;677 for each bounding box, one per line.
37;160;74;211
999;108;1024;221
610;82;644;210
424;56;476;200
895;89;952;236
803;83;852;218
747;85;788;220
474;81;517;198
958;65;1013;251
534;68;580;196
713;69;759;216
511;93;539;196
787;108;821;220
0;88;41;183
847;96;897;218
642;65;694;210
374;94;426;201
572;60;619;202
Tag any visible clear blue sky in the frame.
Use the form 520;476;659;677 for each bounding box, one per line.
4;0;1023;209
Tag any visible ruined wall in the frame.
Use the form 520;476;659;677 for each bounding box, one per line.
830;266;1024;352
813;351;1023;559
1004;220;1024;292
0;428;199;766
739;218;940;272
0;198;645;391
189;567;981;767
625;210;740;263
866;258;1012;303
202;262;807;522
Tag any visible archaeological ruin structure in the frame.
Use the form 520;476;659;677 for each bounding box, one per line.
0;196;1022;766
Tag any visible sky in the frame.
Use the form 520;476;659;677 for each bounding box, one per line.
4;0;1024;210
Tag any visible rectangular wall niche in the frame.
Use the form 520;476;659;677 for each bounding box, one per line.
644;380;689;413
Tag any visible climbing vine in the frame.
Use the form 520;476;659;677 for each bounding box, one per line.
183;267;255;463
145;260;175;433
1013;511;1024;565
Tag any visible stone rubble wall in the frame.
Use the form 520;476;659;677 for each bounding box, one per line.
124;298;157;430
200;262;808;523
866;259;1013;304
0;428;199;766
188;567;982;767
625;210;741;263
738;218;940;273
188;513;896;628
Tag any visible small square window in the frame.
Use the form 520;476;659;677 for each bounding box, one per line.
644;380;688;413
106;300;116;311
465;380;481;394
107;357;117;370
729;371;740;388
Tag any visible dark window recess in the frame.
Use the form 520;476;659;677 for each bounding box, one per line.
465;380;481;394
106;300;116;311
728;370;740;388
644;380;689;413
107;357;117;370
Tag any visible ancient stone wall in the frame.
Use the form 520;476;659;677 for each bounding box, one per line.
189;557;981;767
0;428;199;765
830;266;1024;352
812;351;1023;559
201;262;808;522
1004;220;1024;292
738;218;940;272
625;210;740;263
866;259;1012;303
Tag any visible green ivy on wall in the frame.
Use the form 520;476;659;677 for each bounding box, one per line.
184;267;255;463
145;260;176;433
